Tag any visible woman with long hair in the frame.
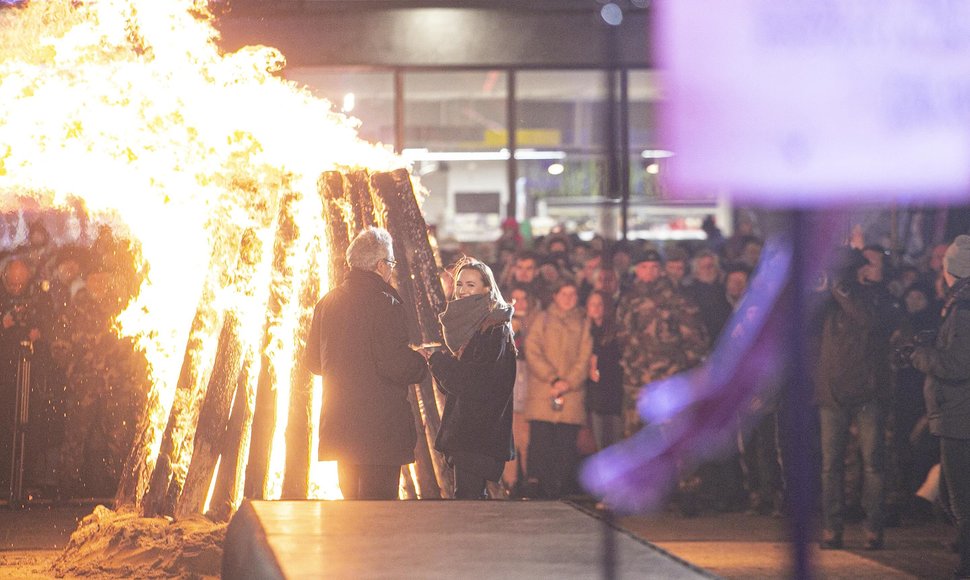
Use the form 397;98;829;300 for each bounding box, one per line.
422;257;517;499
585;289;624;450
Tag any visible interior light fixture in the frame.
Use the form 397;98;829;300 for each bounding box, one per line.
547;163;565;176
641;149;675;158
401;148;567;162
341;92;356;113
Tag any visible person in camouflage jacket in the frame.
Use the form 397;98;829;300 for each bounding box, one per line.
616;250;710;433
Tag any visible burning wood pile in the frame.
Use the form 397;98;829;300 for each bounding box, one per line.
117;168;454;521
0;0;453;523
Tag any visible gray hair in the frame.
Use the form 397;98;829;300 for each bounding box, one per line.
346;227;394;271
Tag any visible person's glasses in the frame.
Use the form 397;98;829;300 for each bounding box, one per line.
384;259;397;269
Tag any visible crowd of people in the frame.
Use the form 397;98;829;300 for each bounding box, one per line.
430;215;965;563
3;208;968;576
0;214;148;500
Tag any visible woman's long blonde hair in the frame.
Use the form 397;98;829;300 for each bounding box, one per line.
452;256;510;309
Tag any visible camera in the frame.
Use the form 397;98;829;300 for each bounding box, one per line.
550;396;564;412
892;329;937;369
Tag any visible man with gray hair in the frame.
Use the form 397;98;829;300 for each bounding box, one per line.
911;234;970;578
305;227;428;500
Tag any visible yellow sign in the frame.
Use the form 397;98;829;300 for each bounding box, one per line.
483;129;562;148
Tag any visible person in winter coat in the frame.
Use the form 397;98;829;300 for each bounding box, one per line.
585;290;623;450
911;235;970;579
423;257;517;499
814;247;898;550
524;280;594;499
305;227;428;500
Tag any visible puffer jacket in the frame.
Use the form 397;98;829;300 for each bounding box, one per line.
524;304;593;425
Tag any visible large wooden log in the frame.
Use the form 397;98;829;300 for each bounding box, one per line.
347;170;378;231
320;172;352;288
176;229;264;518
174;311;243;518
407;384;440;498
115;389;163;508
372;169;453;498
206;348;256;522
280;238;322;499
141;231;240;516
244;191;304;499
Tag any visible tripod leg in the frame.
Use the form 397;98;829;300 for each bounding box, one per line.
10;342;31;508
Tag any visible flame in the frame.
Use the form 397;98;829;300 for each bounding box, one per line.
0;0;403;505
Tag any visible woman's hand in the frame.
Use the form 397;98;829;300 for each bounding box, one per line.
589;355;600;382
551;379;570;397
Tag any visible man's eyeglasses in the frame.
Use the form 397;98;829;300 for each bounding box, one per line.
383;259;397;269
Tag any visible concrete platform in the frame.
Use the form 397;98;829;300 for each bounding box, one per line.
222;500;714;579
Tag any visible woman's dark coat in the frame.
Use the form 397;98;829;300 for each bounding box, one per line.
305;269;428;465
586;322;623;416
429;320;516;462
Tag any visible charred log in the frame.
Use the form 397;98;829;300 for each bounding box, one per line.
141;232;239;517
176;228;264;518
280;241;321;499
206;349;256;522
320;172;352;288
244;191;303;499
347;170;379;232
372;169;453;497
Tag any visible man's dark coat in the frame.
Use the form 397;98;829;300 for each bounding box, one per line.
305;269;428;465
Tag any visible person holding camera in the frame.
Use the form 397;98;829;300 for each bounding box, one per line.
815;247;899;550
910;235;970;579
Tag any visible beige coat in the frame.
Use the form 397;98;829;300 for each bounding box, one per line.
524;304;593;425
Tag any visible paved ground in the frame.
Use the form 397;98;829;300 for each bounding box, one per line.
0;500;961;578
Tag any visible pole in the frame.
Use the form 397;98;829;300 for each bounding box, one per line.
786;210;814;580
9;340;32;508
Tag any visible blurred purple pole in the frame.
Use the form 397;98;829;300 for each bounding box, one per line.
785;210;815;580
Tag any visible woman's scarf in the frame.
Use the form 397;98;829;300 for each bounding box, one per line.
438;293;514;355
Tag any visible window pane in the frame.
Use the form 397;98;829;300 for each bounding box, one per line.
403;71;508;151
283;68;395;148
403;71;509;243
516;70;610;238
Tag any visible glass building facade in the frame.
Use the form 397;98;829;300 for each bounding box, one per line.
219;2;730;242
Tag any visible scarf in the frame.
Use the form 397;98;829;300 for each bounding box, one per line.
438;293;514;355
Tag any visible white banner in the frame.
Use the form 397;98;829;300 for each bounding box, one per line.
659;0;970;204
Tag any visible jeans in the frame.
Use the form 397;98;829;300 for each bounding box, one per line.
739;411;783;511
820;402;886;536
941;437;970;575
590;412;623;450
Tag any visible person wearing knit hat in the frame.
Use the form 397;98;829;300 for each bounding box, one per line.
911;234;970;579
944;235;970;279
